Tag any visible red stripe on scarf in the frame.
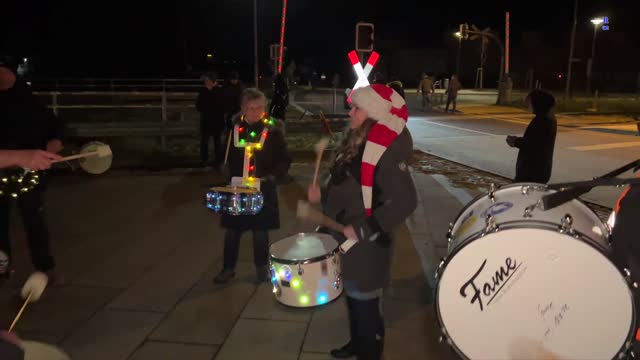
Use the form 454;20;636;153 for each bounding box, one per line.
368;124;398;147
361;162;376;187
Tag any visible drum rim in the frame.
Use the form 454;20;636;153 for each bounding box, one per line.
270;246;339;265
434;225;636;360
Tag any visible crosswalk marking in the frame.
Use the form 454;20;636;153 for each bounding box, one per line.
569;141;640;151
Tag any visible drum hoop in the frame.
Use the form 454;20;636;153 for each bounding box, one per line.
270;246;339;265
451;220;610;254
434;222;636;360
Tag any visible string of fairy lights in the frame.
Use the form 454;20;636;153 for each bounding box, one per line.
0;170;40;198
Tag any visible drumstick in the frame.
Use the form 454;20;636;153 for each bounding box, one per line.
9;292;32;332
312;137;329;186
52;144;112;163
296;200;344;233
8;272;48;332
224;128;233;165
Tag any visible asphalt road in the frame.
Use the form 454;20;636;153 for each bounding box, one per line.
406;112;639;208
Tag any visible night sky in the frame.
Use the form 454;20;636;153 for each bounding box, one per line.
1;0;637;78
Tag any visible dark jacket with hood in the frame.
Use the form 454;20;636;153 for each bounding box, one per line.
513;114;557;183
220;116;291;230
320;127;417;298
0;80;64;151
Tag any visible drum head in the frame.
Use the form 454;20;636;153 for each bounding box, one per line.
436;228;633;360
22;341;71;360
79;141;112;175
270;233;338;261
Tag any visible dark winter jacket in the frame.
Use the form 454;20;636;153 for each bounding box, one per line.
514;114;557;183
220;117;291;230
321;127;417;298
0;338;23;360
0;80;64;151
196;86;225;133
269;75;289;121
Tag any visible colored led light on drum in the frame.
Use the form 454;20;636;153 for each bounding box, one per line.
299;295;309;304
291;279;300;288
279;266;292;281
205;190;264;215
317;293;328;304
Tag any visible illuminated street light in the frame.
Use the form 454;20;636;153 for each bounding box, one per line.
587;17;606;94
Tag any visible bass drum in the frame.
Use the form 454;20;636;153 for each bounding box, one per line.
435;183;635;359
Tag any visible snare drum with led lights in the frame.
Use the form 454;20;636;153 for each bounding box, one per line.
269;233;342;307
206;186;264;215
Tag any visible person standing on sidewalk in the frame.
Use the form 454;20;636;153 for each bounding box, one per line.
445;75;462;112
214;88;291;284
506;90;557;183
307;84;417;360
0;63;64;282
223;70;245;130
418;74;434;111
196;72;226;166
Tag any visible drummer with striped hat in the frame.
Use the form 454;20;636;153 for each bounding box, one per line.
307;84;417;359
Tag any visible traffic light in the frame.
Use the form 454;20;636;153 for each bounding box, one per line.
356;22;374;52
459;23;469;40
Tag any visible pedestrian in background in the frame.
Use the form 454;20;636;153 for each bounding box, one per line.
506;90;557;183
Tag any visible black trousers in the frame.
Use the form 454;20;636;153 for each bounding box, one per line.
222;228;269;270
445;95;457;112
200;128;223;164
0;186;55;272
346;296;385;360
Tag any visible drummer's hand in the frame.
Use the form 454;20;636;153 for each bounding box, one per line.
0;330;21;346
343;225;357;241
307;184;321;204
15;150;63;170
506;135;517;147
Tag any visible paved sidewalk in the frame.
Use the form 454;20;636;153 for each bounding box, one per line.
0;161;465;359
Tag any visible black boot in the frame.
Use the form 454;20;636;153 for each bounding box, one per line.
330;341;353;359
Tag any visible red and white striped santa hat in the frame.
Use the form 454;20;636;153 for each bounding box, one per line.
350;84;409;217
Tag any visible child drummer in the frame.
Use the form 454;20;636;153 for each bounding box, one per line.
214;88;291;283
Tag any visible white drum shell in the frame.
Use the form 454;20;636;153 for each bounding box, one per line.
449;183;609;251
270;233;343;308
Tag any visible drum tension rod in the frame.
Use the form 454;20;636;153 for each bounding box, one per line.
559;214;574;235
484;215;498;234
489;183;497;203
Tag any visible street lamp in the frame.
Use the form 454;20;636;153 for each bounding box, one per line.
454;32;462;76
587;17;604;94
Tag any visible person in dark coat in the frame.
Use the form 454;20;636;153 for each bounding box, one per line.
268;73;289;122
308;84;417;360
0;64;64;281
214;88;291;284
0;331;23;360
196;72;225;165
506;90;557;183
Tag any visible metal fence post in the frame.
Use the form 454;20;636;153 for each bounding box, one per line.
52;92;58;116
161;91;167;150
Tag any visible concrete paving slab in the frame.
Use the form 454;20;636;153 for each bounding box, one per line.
241;283;313;323
149;283;256;345
62;309;163;360
129;341;218;360
301;298;349;353
108;234;217;312
214;318;307;360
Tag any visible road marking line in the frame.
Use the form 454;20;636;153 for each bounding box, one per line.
569;141;640;151
416;119;498;136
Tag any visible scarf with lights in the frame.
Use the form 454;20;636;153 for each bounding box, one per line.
233;115;275;185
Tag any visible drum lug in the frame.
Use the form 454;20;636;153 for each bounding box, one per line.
333;274;342;291
523;204;536;218
298;264;304;276
559;214;575;235
489;183;497;202
484;215;497;233
521;185;532;196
